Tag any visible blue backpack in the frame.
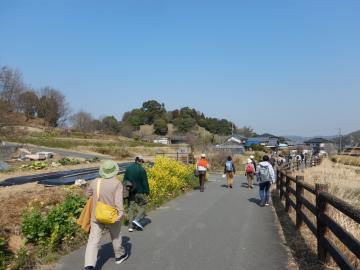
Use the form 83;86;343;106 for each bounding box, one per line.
225;161;233;172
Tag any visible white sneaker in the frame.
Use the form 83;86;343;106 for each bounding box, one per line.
132;219;144;230
265;202;269;206
128;228;134;232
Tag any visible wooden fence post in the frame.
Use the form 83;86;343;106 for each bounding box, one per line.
296;176;304;229
316;183;329;264
285;175;291;212
280;171;285;200
276;169;281;190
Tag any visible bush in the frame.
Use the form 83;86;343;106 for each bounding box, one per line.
57;157;81;166
21;194;86;251
146;157;196;208
20;161;49;170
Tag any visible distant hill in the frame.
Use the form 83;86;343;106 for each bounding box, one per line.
342;130;360;146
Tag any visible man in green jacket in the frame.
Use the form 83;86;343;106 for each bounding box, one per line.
124;155;150;232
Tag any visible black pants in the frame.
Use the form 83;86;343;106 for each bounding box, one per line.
199;171;206;192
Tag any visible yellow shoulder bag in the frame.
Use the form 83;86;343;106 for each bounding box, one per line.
95;179;119;224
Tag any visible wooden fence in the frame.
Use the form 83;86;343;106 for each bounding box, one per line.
156;152;194;164
276;161;360;269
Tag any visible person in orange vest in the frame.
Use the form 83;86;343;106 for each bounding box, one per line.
196;153;209;192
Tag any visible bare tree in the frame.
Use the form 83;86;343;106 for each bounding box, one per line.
0;66;25;111
37;87;70;127
18;90;39;120
70;111;94;132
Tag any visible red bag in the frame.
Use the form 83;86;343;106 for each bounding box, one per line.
246;164;254;173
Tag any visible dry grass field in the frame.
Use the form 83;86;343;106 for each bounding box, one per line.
284;159;360;269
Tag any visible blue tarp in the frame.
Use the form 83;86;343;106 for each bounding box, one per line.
245;140;261;147
0;161;10;171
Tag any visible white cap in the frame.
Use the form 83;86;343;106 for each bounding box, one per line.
250;155;255;159
247;158;252;164
201;153;206;158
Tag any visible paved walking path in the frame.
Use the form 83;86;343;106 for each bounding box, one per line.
56;174;289;270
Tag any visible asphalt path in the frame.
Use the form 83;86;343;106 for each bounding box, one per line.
4;142;110;160
56;174;288;270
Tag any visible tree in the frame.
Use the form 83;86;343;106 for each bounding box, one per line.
70;111;94;132
37;87;70;127
153;118;168;135
122;109;145;128
142;100;166;124
236;126;257;138
17;90;39;120
0;66;25;111
102;116;120;134
173;117;196;133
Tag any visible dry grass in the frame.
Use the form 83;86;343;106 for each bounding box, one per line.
298;159;360;208
331;155;360;167
279;159;360;269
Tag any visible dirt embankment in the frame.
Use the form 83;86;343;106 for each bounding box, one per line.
0;183;67;252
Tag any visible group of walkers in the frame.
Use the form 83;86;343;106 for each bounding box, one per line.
82;153;276;270
196;154;276;206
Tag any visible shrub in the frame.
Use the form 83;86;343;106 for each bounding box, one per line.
20;161;49;170
146;157;196;208
21;194;86;250
57;157;81;166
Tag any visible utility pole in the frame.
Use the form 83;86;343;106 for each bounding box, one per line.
337;128;342;153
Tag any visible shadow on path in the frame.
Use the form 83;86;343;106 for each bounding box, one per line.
271;190;327;270
95;236;132;270
248;198;262;206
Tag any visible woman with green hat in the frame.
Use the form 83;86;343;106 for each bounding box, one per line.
84;160;128;270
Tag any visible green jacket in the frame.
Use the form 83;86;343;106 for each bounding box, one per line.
123;163;150;195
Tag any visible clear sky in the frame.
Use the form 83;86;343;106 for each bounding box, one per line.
1;0;359;136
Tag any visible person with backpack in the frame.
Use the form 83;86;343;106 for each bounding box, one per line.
124;155;150;232
84;160;128;270
245;158;255;189
196;153;209;192
224;156;236;188
249;155;257;172
257;155;276;206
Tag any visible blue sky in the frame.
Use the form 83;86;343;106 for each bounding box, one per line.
0;0;359;136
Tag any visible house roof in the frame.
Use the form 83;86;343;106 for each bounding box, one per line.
267;138;279;147
304;138;334;144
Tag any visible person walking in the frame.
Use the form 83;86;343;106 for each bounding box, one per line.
84;160;128;270
196;153;209;192
124;155;150;232
245;158;255;189
249;155;257;172
224;156;236;188
257;155;276;206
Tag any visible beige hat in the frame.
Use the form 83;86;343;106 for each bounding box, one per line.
250;155;255;159
247;158;252;164
201;153;206;158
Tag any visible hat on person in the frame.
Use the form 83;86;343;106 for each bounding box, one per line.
247;158;252;164
250;155;255;159
135;155;144;162
99;160;119;179
201;153;206;158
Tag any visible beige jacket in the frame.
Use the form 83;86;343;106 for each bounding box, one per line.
85;177;124;221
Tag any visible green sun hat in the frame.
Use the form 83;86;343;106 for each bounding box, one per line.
99;160;119;179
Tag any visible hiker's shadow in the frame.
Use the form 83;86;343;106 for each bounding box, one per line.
96;236;132;270
248;198;262;206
